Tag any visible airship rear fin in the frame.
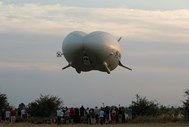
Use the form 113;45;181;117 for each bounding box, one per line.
62;64;71;70
119;61;132;71
117;37;122;42
62;62;72;70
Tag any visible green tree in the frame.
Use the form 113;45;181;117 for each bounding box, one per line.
131;94;159;118
27;94;63;118
182;88;189;120
0;92;10;110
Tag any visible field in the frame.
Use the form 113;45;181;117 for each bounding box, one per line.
0;123;189;127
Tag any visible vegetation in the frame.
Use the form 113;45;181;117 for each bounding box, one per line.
131;94;159;117
1;88;189;123
182;88;189;120
130;94;182;123
0;92;11;110
27;95;63;118
0;123;189;127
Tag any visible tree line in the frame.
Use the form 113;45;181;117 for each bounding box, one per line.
1;89;189;123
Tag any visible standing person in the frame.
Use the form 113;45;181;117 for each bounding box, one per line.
94;106;99;124
64;109;70;124
21;108;27;122
111;108;117;123
105;106;110;123
69;108;75;124
10;108;16;123
57;109;63;125
86;107;91;124
1;109;5;122
74;108;80;123
99;108;105;125
90;108;95;124
80;106;85;123
128;107;132;121
118;107;122;123
5;110;10;123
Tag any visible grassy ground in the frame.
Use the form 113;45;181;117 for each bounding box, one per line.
0;123;189;127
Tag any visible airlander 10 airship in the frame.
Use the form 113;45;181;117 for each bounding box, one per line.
57;31;132;74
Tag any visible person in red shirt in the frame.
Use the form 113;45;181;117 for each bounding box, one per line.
10;109;16;123
69;108;75;123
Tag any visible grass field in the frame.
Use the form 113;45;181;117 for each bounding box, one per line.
0;123;189;127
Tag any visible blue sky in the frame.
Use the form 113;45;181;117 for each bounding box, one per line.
0;0;189;108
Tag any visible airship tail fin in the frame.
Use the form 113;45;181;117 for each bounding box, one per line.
62;62;72;70
119;61;132;71
62;64;71;70
117;37;122;42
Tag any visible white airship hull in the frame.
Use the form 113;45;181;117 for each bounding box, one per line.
58;31;131;74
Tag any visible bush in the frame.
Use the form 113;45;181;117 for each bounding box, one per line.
27;94;63;118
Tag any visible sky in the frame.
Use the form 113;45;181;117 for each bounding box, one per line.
0;0;189;108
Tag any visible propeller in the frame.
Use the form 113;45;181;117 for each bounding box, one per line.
56;51;63;57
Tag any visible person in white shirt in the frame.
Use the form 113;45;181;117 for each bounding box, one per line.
57;109;63;125
5;110;10;122
21;108;27;121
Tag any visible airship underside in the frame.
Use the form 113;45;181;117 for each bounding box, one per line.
57;31;132;74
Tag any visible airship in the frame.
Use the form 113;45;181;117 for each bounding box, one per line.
57;31;132;74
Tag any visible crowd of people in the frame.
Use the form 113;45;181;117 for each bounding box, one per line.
0;108;27;123
0;105;132;125
56;106;133;125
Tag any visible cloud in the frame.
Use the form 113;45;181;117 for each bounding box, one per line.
1;1;189;108
0;2;189;73
0;2;189;43
0;62;61;72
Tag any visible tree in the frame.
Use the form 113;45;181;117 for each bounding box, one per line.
0;92;10;110
18;103;26;110
27;95;63;118
131;94;159;118
182;88;189;120
17;103;26;116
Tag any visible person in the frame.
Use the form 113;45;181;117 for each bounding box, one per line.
94;106;99;124
86;107;91;124
57;109;64;125
118;107;122;123
10;109;16;123
1;109;5;122
127;107;132;121
111;108;117;123
64;109;70;124
105;106;110;123
5;110;10;123
21;108;27;121
99;108;105;125
80;106;85;123
90;108;95;124
74;108;80;123
69;108;75;124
